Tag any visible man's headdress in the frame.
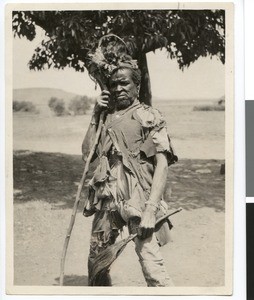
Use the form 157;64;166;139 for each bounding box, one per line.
87;34;139;89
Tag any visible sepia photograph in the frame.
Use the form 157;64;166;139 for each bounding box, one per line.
5;2;233;295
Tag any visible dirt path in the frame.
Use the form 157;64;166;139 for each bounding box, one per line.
13;151;225;287
14;202;224;287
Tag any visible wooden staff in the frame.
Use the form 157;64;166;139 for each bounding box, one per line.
59;110;105;286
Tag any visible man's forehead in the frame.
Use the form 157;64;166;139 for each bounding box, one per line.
111;68;132;82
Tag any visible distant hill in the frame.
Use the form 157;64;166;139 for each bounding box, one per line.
13;88;82;115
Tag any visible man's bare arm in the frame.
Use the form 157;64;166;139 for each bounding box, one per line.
139;152;169;239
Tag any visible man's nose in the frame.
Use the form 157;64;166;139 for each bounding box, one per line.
116;84;123;92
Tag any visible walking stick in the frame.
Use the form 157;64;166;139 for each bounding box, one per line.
59;110;105;286
90;207;183;285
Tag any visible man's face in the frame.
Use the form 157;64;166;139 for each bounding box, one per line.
110;68;139;110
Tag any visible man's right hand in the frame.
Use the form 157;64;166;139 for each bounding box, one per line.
94;90;111;114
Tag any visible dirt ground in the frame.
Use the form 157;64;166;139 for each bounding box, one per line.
13;150;225;287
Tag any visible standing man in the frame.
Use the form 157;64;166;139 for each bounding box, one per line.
82;60;177;287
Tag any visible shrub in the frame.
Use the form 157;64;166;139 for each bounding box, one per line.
68;96;91;115
48;97;66;116
13;100;38;113
193;105;225;111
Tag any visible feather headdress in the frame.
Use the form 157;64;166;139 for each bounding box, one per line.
86;34;138;90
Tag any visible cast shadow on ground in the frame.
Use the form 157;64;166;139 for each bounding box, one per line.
13;151;225;212
54;275;88;286
167;159;225;212
13;150;93;211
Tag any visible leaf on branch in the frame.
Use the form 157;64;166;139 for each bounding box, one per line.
12;10;225;71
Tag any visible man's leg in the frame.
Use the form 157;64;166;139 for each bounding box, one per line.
134;234;174;287
128;218;173;287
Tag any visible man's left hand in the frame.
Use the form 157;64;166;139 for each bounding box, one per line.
138;206;156;239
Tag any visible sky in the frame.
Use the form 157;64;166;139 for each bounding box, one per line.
13;26;225;100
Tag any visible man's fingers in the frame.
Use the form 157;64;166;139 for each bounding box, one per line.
99;100;108;105
145;228;154;239
101;90;110;95
142;228;153;240
95;91;110;108
98;99;109;107
138;226;154;240
101;95;110;100
137;227;142;237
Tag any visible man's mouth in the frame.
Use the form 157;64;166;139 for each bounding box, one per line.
116;94;127;100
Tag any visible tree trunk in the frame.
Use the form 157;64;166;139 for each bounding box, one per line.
137;53;152;106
